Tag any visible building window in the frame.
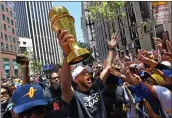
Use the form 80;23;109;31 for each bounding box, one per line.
2;14;5;21
12;28;15;34
10;11;12;16
11;19;13;26
1;4;4;11
5;34;8;41
1;32;3;39
9;35;11;42
7;17;10;23
23;42;26;44
14;46;16;51
4;24;7;31
6;8;8;13
10;45;13;51
8;26;11;33
13;37;15;43
1;42;4;50
6;44;8;51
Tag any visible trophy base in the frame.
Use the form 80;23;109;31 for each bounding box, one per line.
67;48;90;65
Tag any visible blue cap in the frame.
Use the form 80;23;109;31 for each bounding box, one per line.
12;84;48;114
162;69;172;78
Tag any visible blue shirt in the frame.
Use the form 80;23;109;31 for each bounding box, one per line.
129;83;166;118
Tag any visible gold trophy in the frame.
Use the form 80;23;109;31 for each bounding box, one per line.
49;6;90;65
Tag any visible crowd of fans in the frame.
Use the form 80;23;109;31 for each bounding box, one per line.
1;30;172;118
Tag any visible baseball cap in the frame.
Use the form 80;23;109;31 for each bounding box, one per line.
162;69;172;78
151;74;164;85
12;84;48;114
72;66;85;81
129;64;141;70
161;61;171;67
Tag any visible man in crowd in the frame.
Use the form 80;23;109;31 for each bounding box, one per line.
56;29;120;118
12;84;65;118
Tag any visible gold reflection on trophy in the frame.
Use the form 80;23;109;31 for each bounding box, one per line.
49;6;90;65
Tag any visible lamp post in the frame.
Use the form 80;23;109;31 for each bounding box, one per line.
85;15;97;61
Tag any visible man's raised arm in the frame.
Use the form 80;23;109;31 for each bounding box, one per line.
57;29;74;102
100;32;120;84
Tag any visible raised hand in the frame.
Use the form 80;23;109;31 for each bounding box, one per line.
16;54;29;67
108;31;120;49
56;29;75;55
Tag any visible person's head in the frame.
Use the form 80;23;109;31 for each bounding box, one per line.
12;84;48;118
145;73;164;85
1;86;12;109
72;66;92;91
50;71;60;85
129;64;141;75
120;50;125;58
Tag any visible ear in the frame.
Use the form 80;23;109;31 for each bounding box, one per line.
74;77;78;83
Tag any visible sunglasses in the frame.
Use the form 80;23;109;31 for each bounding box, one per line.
18;106;48;118
51;76;59;80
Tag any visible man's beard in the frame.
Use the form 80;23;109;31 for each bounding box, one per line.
51;82;60;91
51;83;61;98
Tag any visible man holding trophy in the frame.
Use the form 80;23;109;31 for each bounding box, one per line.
49;6;120;118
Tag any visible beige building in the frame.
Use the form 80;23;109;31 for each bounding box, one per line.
0;2;20;78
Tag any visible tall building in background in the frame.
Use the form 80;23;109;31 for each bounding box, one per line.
82;1;171;61
14;1;63;65
0;2;20;78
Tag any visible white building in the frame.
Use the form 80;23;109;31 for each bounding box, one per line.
19;37;33;53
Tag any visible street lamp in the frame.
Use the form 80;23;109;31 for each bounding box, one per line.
85;15;97;61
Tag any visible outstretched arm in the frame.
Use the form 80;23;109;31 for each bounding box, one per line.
16;55;30;85
56;29;74;103
110;67;158;98
100;32;120;84
60;58;74;102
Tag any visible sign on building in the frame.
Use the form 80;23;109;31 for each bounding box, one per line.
152;2;171;25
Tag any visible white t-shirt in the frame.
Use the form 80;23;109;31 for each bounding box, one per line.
153;85;172;117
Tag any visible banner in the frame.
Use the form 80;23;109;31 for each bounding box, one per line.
152;2;171;25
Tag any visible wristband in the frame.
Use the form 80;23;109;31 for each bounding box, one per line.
109;48;116;51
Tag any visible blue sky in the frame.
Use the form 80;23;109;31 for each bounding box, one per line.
52;2;84;42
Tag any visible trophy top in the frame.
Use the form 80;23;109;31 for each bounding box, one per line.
49;6;70;22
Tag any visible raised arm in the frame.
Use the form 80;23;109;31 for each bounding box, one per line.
57;29;74;102
110;67;158;98
100;32;120;84
16;55;30;85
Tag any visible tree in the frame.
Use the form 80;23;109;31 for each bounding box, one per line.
87;2;126;33
29;60;42;74
21;50;43;74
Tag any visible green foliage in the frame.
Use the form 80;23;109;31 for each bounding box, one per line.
30;60;42;74
88;1;126;22
21;50;43;74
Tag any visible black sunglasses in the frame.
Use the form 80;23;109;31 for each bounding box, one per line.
51;76;59;80
18;106;48;118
